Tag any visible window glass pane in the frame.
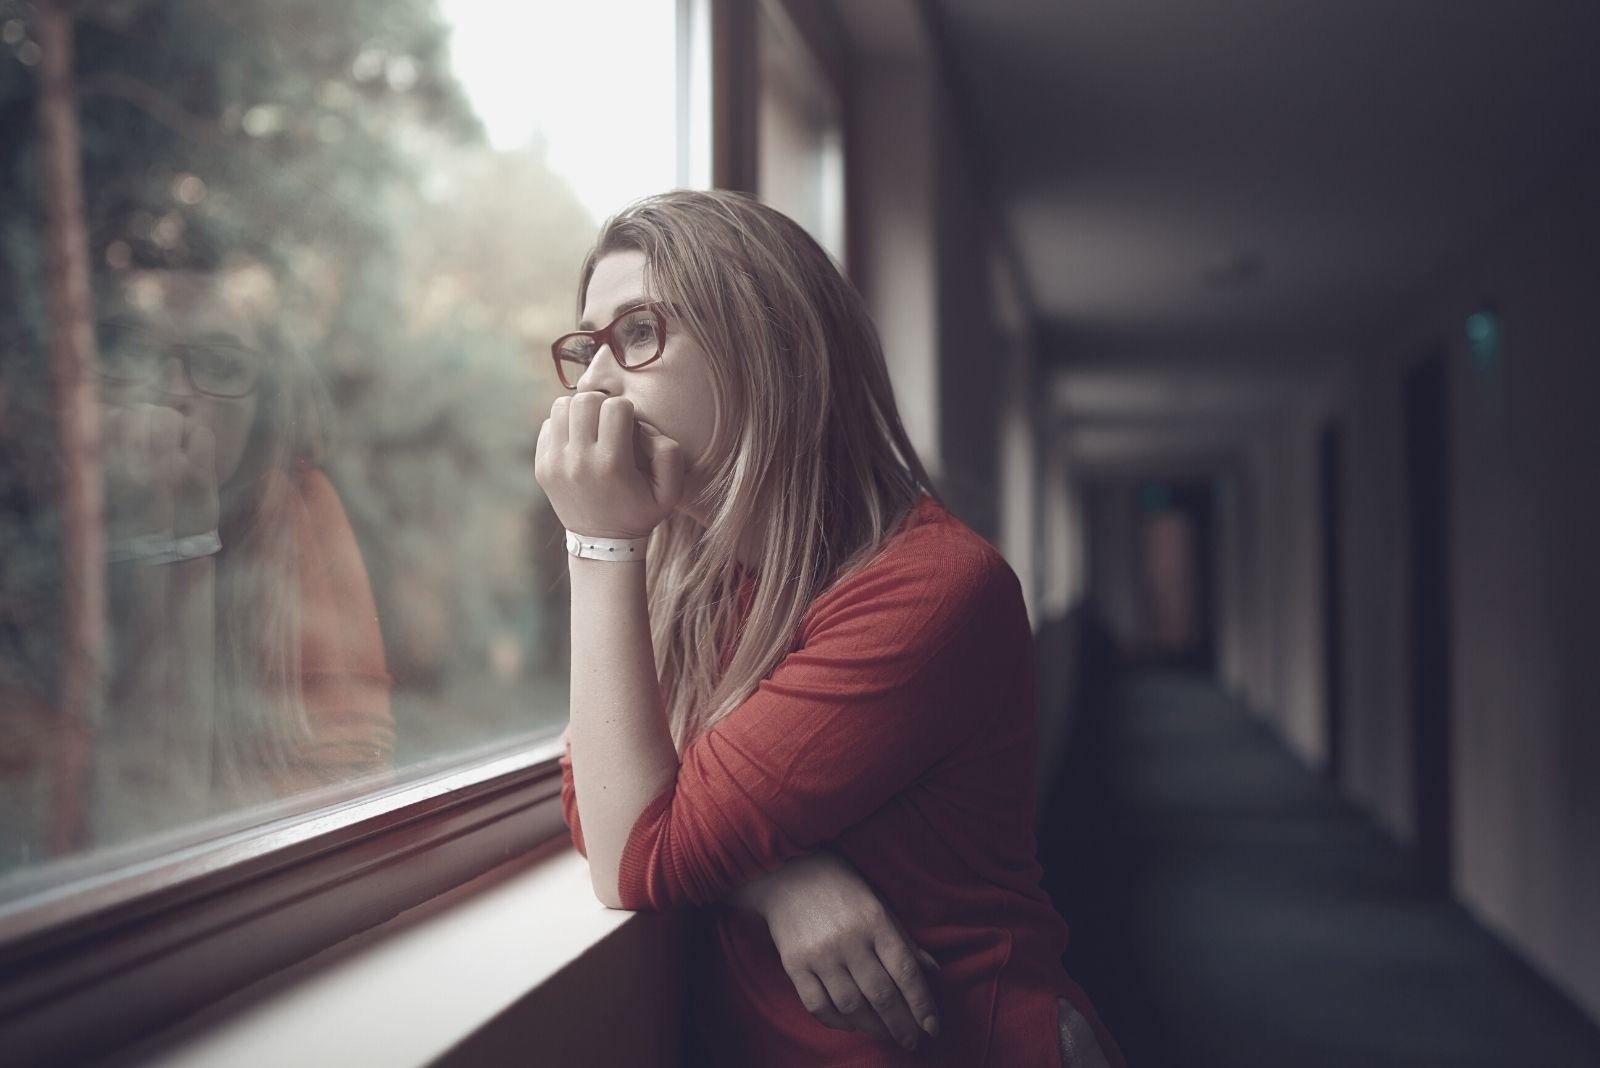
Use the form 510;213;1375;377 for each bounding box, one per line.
0;0;692;890
756;0;844;263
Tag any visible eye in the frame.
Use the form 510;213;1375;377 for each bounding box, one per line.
194;347;243;376
558;335;597;363
190;345;257;390
96;330;162;381
617;312;659;351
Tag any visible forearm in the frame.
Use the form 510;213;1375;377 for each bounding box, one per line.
566;554;679;908
722;846;827;915
99;557;216;840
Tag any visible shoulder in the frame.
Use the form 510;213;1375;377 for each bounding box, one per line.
291;466;346;518
800;497;1021;652
285;468;370;591
286;467;358;542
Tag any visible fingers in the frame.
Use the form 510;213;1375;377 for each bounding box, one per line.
182;420;217;484
813;964;896;1045
567;390;604;443
147;404;182;477
873;930;941;1039
548;394;571;447
595;394;634;461
636;420;684;509
786;969;854;1033
100;403;171;484
852;946;930;1051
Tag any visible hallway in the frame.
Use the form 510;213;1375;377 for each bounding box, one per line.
1038;672;1600;1068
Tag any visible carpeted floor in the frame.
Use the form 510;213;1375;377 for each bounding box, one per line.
1036;670;1600;1068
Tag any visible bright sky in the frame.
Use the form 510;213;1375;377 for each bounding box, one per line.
437;0;682;224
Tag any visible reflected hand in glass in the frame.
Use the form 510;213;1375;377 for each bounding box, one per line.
549;302;669;390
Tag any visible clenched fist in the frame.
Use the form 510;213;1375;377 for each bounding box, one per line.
100;402;220;540
534;392;685;541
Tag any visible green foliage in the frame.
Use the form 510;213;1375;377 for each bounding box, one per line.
1;0;600;749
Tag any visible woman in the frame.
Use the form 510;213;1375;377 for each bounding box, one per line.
542;191;1124;1067
89;263;394;840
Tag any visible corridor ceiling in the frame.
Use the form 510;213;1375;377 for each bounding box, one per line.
930;0;1600;367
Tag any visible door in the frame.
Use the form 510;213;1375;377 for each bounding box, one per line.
1403;347;1453;894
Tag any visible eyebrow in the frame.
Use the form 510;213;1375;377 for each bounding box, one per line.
101;320;254;349
577;298;650;332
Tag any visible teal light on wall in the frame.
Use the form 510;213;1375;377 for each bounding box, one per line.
1465;305;1502;370
1140;482;1171;514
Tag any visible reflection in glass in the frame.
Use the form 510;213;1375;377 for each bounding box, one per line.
89;265;394;842
0;0;683;888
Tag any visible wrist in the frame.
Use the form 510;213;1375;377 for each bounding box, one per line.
726;870;777;916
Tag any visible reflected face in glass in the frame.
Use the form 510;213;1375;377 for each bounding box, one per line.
574;250;720;521
96;270;265;486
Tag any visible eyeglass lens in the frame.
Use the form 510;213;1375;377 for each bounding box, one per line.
96;326;262;398
555;307;663;385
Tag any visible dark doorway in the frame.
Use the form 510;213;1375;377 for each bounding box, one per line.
1318;421;1345;785
1403;347;1454;894
1133;481;1218;674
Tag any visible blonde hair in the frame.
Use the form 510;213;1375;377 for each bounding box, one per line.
212;317;331;800
579;190;942;753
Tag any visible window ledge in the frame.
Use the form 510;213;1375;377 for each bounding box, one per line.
1;742;584;1065
125;837;684;1067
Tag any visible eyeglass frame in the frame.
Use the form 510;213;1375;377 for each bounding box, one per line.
549;302;672;390
92;321;265;399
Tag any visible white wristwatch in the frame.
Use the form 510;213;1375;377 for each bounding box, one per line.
107;530;223;565
564;530;648;562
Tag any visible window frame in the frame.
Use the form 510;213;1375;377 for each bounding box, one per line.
756;0;849;262
0;2;735;1061
0;736;566;1064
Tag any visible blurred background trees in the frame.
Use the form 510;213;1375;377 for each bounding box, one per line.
1;0;595;779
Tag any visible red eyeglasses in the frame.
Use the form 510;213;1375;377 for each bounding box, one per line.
549;302;669;390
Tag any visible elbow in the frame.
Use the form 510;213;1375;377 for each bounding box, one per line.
590;873;625;911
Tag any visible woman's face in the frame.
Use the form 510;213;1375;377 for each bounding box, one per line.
574;250;722;523
98;270;263;486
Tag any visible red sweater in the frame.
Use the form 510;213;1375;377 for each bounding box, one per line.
560;493;1125;1067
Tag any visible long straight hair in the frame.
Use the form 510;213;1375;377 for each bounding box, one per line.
578;191;942;753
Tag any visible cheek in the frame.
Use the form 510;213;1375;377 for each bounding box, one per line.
655;395;716;471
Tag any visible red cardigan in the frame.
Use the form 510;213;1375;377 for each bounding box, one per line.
560;493;1125;1067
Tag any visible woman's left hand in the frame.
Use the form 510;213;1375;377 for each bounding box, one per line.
535;392;685;539
731;850;942;1052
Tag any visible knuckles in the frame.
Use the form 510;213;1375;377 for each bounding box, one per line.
864;985;897;1008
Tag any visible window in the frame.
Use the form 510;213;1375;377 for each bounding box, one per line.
755;0;844;262
0;0;705;1058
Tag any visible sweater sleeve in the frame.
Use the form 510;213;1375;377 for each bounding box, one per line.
268;469;395;795
615;540;1012;912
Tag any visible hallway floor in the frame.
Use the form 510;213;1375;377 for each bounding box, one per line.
1037;671;1600;1068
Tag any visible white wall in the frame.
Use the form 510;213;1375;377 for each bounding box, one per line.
1038;438;1086;621
846;23;1033;560
1277;399;1339;770
995;252;1042;627
1338;140;1600;1023
1340;354;1413;841
1085;481;1140;652
849;62;941;483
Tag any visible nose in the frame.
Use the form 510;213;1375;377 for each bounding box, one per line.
154;354;195;400
573;341;624;394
